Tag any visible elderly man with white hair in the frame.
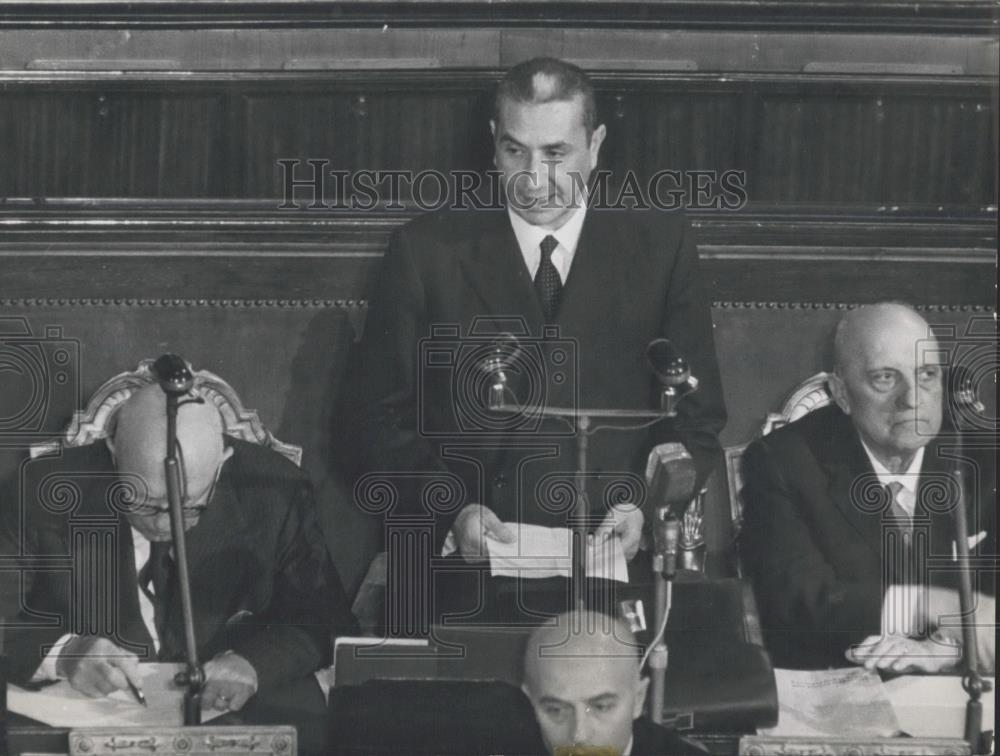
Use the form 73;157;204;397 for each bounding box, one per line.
1;382;356;712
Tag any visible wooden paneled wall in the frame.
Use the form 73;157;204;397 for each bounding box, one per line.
0;75;995;208
1;1;997;582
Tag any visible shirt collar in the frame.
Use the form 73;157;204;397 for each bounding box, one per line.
859;440;925;494
507;203;588;259
623;734;634;756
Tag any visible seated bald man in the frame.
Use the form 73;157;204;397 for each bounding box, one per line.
1;383;357;712
522;610;707;756
742;303;996;671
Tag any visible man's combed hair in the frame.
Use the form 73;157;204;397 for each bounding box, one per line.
494;57;597;134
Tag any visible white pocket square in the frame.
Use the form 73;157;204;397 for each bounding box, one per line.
952;531;988;560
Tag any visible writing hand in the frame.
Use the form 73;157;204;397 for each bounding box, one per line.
56;635;142;699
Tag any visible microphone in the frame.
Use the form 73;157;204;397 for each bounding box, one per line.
646;339;698;415
645;442;697;519
646;443;696;579
653;515;680;579
950;364;986;414
479;333;520;411
152;353;195;395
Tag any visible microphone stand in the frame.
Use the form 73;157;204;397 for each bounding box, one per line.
949;368;988;754
153;354;204;725
486;340;696;724
489;403;673;611
951;428;985;753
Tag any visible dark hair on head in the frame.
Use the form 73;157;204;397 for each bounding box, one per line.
494;57;597;135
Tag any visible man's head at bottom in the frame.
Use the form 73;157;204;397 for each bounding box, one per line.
522;610;649;756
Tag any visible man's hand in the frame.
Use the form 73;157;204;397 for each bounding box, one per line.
56;635;142;698
924;587;995;674
453;503;514;563
202;651;258;712
599;504;644;561
846;634;961;674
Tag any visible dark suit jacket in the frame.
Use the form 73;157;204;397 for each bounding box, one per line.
354;206;726;552
631;718;710;756
1;439;357;689
741;404;996;669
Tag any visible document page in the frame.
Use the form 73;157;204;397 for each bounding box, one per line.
759;667;901;738
486;523;629;583
883;673;996;738
8;663;224;728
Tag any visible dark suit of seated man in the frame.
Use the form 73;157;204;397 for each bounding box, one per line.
521;609;708;756
1;383;357;713
741;303;996;671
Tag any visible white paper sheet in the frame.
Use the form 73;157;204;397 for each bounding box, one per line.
7;663;225;728
883;673;996;738
486;523;629;583
760;667;901;738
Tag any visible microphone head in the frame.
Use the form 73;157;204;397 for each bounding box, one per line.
152;353;194;394
645;442;697;518
479;332;521;374
949;364;986;413
646;338;690;386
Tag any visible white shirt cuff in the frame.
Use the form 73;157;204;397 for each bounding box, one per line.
31;633;76;682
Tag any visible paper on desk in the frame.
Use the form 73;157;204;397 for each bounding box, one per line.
759;668;900;738
7;663;224;728
883;673;995;738
486;523;629;583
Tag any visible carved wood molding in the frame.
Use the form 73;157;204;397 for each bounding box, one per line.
1;1;996;34
2;298;992;314
712;302;995;312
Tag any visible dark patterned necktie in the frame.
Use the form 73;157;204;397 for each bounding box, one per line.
138;541;173;644
534;235;563;321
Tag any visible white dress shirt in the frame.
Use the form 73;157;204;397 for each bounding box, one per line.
859;441;924;518
507;204;588;284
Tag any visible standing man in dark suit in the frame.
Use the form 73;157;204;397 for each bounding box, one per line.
356;58;726;587
742;303;996;670
2;383;357;710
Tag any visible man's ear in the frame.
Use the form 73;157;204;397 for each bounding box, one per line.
634;674;650;719
828;373;852;415
589;123;607;169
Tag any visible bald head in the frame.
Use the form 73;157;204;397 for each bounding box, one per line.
110;383;230;539
523;611;647;755
829;303;942;471
833;303;932;375
523;610;641;688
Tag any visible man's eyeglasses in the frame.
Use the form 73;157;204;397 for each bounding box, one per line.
118;439;222;517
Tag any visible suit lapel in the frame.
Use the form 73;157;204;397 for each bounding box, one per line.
822;413;885;559
162;461;250;657
458;210;545;333
555;209;625;329
916;436;959;557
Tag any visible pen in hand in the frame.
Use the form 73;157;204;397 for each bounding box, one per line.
127;678;147;707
